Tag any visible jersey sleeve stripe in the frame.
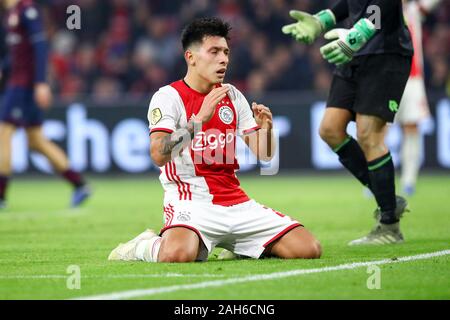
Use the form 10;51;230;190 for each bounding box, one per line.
151;128;174;134
242;126;261;135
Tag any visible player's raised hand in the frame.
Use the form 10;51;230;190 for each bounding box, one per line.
196;86;229;123
320;18;376;66
282;9;336;45
34;83;53;110
252;102;272;130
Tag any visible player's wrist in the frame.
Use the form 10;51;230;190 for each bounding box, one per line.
187;117;203;138
314;9;336;33
353;18;376;41
346;18;376;51
192;114;206;124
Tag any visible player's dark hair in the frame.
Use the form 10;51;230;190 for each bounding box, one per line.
181;17;231;51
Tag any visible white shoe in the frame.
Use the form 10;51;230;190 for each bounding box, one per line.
108;229;157;261
218;249;239;260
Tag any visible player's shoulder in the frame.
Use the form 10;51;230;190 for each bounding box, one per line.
149;85;182;112
222;83;244;101
151;85;180;101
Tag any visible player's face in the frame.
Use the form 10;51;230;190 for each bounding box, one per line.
192;36;229;85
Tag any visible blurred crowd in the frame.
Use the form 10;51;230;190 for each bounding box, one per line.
2;0;450;104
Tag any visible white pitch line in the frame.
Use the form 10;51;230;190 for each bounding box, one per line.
73;249;450;300
0;273;226;280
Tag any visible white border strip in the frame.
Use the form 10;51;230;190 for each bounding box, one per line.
0;273;226;280
73;249;450;300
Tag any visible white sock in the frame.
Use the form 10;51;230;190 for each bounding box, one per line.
401;132;421;188
135;237;162;262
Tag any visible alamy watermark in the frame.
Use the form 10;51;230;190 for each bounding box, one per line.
366;265;381;290
66;5;81;30
66;265;81;290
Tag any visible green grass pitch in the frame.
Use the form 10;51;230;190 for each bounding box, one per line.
0;175;449;300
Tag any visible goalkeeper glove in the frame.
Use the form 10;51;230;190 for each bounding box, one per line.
320;18;377;66
282;9;336;44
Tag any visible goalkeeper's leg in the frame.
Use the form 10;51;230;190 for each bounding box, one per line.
320;107;372;189
348;114;406;245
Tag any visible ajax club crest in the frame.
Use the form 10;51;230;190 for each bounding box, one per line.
218;106;234;125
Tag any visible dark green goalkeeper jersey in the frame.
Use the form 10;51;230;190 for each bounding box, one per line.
330;0;414;57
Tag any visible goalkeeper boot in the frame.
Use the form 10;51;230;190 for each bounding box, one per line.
71;185;92;208
348;222;404;246
108;229;157;261
373;195;409;221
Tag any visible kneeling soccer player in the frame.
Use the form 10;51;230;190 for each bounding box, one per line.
108;17;321;263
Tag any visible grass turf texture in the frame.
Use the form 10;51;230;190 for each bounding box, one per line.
0;175;449;300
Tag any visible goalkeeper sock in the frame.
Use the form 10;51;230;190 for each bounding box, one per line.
368;153;398;224
334;136;371;190
0;175;9;201
135;236;162;262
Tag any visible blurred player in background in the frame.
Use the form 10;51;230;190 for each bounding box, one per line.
396;0;442;196
109;17;321;263
283;0;412;245
0;0;90;209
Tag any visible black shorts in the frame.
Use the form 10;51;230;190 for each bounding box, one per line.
327;54;412;123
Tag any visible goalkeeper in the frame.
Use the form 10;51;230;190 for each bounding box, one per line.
283;0;413;245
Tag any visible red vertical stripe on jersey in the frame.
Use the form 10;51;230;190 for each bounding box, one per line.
166;162;183;200
171;162;192;200
164;205;174;227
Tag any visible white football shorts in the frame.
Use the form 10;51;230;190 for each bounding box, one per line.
159;199;302;260
396;77;430;124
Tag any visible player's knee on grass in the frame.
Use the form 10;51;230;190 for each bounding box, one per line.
268;227;322;259
158;245;198;263
283;238;322;259
158;227;201;263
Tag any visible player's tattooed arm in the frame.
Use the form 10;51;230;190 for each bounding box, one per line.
150;85;230;166
150;120;199;166
158;121;196;155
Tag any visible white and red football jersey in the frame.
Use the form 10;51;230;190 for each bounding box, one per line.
147;80;260;206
